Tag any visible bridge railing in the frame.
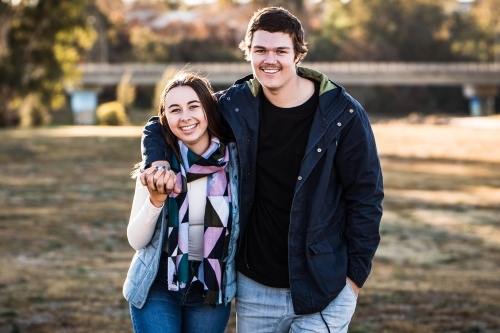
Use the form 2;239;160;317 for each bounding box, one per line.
78;62;500;86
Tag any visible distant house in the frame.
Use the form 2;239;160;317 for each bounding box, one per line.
149;11;197;29
124;8;158;25
124;4;250;36
124;8;196;30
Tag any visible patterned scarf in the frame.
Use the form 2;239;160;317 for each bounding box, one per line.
166;137;232;306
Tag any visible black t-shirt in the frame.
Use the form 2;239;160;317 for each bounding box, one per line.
237;80;320;288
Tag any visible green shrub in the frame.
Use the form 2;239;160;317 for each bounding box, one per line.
19;93;52;127
95;101;129;126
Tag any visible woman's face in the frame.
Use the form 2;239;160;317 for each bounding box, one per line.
164;85;209;155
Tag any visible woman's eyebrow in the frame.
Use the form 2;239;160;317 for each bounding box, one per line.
167;100;200;109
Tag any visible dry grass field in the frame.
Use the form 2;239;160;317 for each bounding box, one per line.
0;117;499;333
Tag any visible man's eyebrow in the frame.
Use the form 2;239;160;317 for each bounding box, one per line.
252;45;292;50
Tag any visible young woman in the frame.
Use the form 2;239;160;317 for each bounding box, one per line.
123;71;240;333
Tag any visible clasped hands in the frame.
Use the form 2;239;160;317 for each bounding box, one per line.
139;161;181;207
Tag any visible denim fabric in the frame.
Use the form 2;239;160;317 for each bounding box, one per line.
236;273;356;333
130;254;231;333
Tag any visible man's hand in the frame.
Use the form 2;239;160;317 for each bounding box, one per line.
139;161;181;196
347;277;360;296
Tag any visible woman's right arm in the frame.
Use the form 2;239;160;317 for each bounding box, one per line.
127;177;163;250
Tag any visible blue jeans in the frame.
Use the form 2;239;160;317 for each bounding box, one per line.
129;254;231;333
236;272;357;333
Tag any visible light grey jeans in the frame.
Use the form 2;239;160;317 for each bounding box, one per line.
235;272;357;333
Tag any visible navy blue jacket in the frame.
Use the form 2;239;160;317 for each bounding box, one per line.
142;67;384;315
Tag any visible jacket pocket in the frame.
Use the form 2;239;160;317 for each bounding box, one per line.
309;233;341;254
307;230;347;296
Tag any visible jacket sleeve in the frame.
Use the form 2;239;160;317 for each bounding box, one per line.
335;107;384;288
142;116;172;167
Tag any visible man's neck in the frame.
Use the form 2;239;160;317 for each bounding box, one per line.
262;75;315;108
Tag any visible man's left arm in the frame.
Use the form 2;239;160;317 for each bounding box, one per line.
336;108;384;291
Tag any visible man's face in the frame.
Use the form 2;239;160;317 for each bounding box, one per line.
250;30;297;93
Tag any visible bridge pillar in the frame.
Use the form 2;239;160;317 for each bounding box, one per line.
462;84;498;117
69;89;100;125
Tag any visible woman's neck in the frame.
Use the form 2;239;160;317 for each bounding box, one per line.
184;135;210;155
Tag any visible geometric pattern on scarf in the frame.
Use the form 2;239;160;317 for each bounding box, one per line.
166;137;232;306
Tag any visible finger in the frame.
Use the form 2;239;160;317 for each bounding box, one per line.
139;169;148;186
153;166;165;184
153;166;172;193
164;169;177;195
173;186;182;194
167;169;182;194
156;176;166;194
158;168;175;195
155;168;168;194
140;166;155;186
146;169;159;192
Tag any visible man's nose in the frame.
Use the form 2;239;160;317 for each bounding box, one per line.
264;51;277;63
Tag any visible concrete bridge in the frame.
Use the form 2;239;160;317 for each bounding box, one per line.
79;62;500;87
71;62;500;123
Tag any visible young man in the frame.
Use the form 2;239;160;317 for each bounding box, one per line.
140;7;383;333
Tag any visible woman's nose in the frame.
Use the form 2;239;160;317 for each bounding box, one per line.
180;110;191;121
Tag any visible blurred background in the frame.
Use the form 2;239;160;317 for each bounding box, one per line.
0;0;499;332
0;0;499;127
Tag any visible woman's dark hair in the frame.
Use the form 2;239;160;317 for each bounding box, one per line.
158;70;227;159
239;7;308;64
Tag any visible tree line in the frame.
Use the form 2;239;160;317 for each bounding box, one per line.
0;0;498;127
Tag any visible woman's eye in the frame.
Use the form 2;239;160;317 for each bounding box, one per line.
170;108;180;113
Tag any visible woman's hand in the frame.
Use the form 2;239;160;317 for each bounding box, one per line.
139;161;181;197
